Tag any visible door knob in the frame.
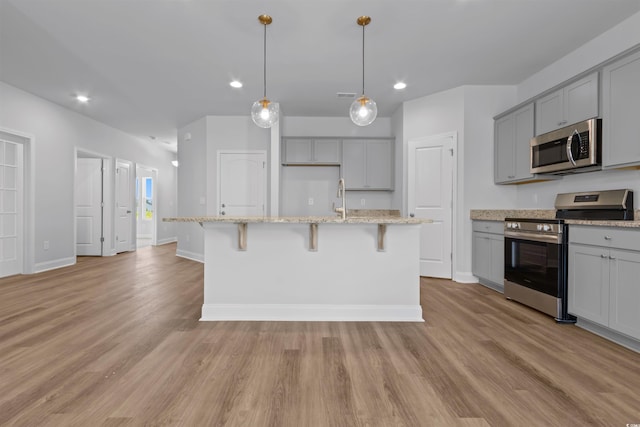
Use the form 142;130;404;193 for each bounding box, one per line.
126;210;131;214
221;204;226;208
221;211;226;215
410;213;415;217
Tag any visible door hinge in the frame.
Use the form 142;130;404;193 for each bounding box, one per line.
101;202;104;207
450;253;453;260
100;237;105;243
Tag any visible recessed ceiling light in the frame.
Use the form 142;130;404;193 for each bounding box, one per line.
76;94;90;103
230;80;243;88
393;82;407;90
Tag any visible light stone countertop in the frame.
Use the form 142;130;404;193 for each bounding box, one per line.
163;215;430;225
470;209;640;228
564;218;640;228
470;209;556;221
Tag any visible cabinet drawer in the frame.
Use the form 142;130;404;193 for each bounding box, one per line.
569;226;640;251
472;220;503;235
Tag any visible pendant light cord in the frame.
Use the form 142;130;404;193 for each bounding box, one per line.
263;22;267;99
361;23;365;96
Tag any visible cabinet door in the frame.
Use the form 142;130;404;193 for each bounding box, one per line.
365;140;393;189
283;139;312;164
472;233;492;281
608;249;640;340
495;104;534;184
342;140;366;188
536;89;563;135
494;114;515;183
565;72;598;126
313;139;340;164
513;104;534;180
568;244;609;325
603;50;640;168
536;73;598;135
489;235;504;286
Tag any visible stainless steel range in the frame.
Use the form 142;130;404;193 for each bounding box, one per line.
504;189;634;322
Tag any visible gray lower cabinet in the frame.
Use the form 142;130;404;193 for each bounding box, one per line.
494;104;534;184
342;139;393;190
472;221;504;292
602;49;640;168
568;226;640;345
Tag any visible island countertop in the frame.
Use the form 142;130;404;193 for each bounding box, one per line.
163;216;431;224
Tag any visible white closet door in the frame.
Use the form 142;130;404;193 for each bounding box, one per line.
0;140;23;277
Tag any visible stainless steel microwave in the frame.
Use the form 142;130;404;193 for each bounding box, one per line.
530;118;601;174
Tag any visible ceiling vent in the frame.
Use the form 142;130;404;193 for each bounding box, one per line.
336;92;357;99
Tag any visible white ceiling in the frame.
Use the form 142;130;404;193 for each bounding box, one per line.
2;0;639;151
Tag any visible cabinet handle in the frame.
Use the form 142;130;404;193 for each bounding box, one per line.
609;256;616;260
558;120;567;126
601;254;607;258
507;175;515;179
604;236;612;240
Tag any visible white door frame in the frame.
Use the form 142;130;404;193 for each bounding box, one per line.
407;131;458;279
135;163;159;247
74;148;114;256
0;127;35;274
216;150;267;216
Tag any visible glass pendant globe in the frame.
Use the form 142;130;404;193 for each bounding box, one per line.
349;96;377;126
251;98;279;128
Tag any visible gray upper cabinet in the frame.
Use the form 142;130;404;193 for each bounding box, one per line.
535;72;599;135
282;138;340;165
494;103;534;184
602;49;640;168
342;139;393;190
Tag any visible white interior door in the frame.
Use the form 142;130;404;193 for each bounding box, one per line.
115;160;132;253
218;152;266;216
76;158;103;256
408;133;455;278
0;139;23;277
135;165;157;248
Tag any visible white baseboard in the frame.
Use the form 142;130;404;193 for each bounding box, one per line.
200;304;424;322
34;256;76;273
176;249;204;263
156;237;177;246
453;271;478;284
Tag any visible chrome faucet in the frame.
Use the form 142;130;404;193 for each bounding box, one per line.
334;178;347;219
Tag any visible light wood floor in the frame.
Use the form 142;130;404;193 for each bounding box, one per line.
1;244;639;426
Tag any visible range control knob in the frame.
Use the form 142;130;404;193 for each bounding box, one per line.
536;224;543;231
543;224;551;232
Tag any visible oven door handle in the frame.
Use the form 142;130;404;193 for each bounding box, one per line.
504;231;561;244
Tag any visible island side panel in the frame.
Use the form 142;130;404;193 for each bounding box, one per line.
201;222;423;321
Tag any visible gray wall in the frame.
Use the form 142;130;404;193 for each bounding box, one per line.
0;81;178;272
176;115;270;261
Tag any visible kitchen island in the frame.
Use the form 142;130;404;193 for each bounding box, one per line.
164;216;430;322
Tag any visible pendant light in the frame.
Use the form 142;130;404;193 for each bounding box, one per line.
251;14;279;128
350;16;377;126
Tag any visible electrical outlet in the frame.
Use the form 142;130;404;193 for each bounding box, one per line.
43;240;49;250
308;197;314;205
360;198;366;206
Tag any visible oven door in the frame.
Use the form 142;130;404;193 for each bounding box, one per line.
504;232;564;297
